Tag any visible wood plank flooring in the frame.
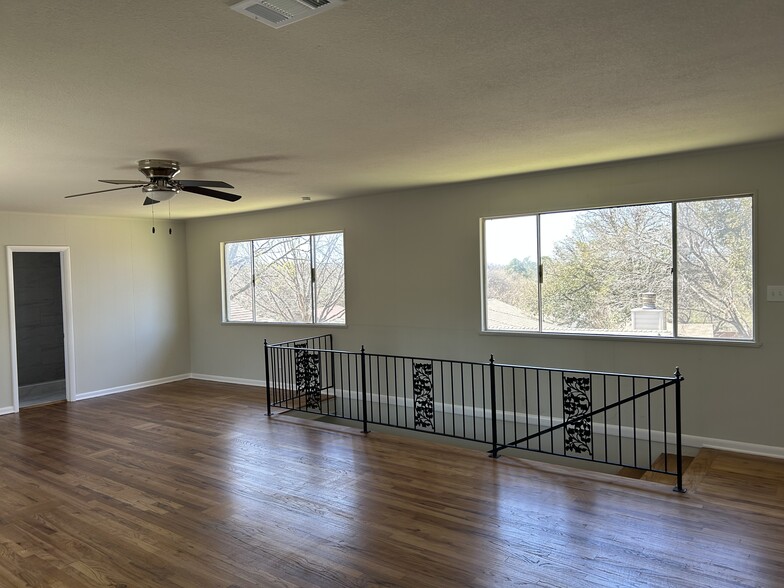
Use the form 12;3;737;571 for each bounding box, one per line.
618;454;695;485
0;379;783;587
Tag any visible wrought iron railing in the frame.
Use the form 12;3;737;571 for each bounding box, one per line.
264;336;686;492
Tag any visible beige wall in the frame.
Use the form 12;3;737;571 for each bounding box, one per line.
0;213;190;409
186;141;784;449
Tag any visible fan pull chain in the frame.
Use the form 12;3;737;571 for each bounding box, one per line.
151;203;156;234
168;200;172;235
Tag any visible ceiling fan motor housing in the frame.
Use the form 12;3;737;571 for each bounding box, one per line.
138;159;181;200
138;159;180;180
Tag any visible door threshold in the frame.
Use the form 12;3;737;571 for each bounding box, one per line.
20;399;67;410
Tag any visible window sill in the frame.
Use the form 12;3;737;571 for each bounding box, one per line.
480;328;760;347
222;321;348;328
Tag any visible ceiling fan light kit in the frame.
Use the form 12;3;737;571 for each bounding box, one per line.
143;188;176;203
64;159;242;206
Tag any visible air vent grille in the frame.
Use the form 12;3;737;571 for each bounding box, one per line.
245;3;290;24
231;0;344;29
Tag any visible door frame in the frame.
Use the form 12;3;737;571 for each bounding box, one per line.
6;246;76;412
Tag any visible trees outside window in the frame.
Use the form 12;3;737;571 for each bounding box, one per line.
224;232;345;325
225;241;254;322
483;195;753;340
676;198;753;339
540;204;673;335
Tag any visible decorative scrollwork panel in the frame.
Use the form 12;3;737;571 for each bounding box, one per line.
295;342;321;409
563;375;592;455
412;361;435;431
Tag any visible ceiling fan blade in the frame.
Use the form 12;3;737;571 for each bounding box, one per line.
181;185;241;202
177;180;234;188
143;197;159;206
99;179;150;185
65;185;144;198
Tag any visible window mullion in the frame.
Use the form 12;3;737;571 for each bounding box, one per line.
671;203;678;338
537;214;543;333
310;235;317;324
251;240;258;323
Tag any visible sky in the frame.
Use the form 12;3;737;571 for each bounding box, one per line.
484;211;579;265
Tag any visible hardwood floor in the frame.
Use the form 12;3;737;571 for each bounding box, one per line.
0;379;782;587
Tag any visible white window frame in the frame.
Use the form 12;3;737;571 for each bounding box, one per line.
481;194;757;343
222;230;346;326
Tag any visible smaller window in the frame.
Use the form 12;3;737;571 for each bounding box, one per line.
224;232;345;325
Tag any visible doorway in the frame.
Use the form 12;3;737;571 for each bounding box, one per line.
6;246;76;410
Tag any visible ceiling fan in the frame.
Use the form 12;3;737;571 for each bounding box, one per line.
65;159;242;205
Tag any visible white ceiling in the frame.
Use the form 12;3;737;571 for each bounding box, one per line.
2;0;784;219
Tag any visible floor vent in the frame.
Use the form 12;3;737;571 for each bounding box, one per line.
231;0;344;29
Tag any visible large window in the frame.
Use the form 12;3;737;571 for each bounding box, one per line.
224;232;345;324
483;195;754;341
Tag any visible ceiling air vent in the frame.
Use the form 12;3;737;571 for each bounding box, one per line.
231;0;345;29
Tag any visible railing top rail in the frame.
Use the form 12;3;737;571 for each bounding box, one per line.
267;334;332;347
268;344;489;367
364;352;488;367
267;337;682;382
494;361;682;382
268;345;488;367
267;344;356;355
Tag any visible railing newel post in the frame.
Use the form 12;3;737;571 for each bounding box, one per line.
361;345;369;434
489;355;499;458
673;366;686;493
264;338;272;417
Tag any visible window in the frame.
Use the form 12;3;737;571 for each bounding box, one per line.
483;195;754;341
224;232;345;324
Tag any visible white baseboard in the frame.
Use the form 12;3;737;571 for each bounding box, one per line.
189;373;266;387
273;387;784;459
73;373;191;401
7;375;784;459
684;434;784;459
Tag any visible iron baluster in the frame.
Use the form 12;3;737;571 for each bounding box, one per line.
361;346;368;433
264;339;272;416
489;356;499;458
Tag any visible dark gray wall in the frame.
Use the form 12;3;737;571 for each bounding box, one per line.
13;252;65;386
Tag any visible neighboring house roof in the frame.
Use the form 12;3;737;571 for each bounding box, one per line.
486;299;544;331
487;298;718;338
